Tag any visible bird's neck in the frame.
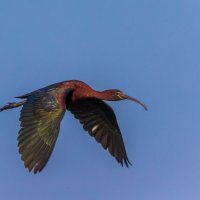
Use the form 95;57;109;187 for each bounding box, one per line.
95;90;115;101
61;81;114;101
70;89;113;101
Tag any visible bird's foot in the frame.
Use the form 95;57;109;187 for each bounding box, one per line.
0;100;26;112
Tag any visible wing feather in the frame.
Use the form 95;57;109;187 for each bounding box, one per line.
18;89;72;173
66;98;131;167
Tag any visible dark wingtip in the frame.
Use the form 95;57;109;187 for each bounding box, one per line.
120;156;132;168
124;157;132;168
23;161;40;174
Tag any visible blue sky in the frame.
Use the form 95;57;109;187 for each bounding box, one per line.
0;1;200;199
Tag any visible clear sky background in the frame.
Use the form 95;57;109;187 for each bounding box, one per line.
0;1;200;200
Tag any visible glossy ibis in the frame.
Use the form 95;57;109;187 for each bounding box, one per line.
0;80;147;173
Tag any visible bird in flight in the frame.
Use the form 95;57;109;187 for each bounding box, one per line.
0;80;147;174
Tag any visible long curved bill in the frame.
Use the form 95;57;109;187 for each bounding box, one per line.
123;94;148;111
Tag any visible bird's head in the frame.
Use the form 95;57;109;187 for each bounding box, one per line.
102;89;148;111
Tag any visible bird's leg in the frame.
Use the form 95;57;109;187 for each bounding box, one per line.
0;100;27;112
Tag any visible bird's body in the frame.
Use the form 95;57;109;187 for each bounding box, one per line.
0;80;147;173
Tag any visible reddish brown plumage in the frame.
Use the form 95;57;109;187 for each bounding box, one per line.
0;80;147;173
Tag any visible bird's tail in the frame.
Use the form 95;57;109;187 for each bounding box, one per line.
0;100;27;112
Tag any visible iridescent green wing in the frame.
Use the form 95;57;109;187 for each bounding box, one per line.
18;89;72;173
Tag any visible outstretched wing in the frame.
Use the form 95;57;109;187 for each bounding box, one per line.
18;89;72;173
66;98;131;167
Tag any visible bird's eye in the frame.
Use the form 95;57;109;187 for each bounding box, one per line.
115;91;121;96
